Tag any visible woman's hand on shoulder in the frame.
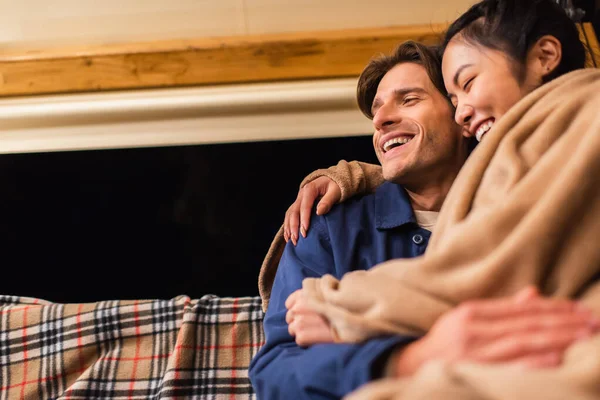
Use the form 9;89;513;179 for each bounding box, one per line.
284;176;341;245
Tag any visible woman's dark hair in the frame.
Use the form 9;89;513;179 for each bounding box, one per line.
442;0;586;82
357;41;449;119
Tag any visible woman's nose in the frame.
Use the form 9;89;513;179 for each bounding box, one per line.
455;104;474;127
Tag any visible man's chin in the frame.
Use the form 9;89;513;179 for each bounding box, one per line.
382;166;409;184
383;158;427;184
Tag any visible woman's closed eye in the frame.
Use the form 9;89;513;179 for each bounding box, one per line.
463;77;475;91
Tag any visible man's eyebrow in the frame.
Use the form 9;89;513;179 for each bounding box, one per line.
393;87;428;97
453;64;474;87
371;87;427;114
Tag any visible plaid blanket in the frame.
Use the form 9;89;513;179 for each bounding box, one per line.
0;295;264;400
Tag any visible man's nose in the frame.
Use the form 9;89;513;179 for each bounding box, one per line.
373;103;399;130
455;104;474;127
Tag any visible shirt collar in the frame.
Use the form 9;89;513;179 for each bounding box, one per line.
375;181;416;230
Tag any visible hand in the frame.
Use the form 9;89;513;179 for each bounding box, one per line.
392;286;600;376
284;176;341;245
285;289;335;346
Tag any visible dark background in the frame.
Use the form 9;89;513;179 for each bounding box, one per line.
0;136;378;303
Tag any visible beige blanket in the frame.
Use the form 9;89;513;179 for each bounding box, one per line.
301;69;600;398
259;68;600;399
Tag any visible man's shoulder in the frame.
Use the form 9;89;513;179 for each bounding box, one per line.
323;190;377;219
319;182;407;223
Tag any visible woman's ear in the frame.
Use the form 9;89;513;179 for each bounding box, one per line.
527;35;562;80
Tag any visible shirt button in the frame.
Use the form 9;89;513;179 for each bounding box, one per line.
412;234;424;245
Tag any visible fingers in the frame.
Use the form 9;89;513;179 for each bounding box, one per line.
513;285;540;303
284;198;301;245
286;309;293;324
316;182;342;217
283;208;289;243
428;293;600;369
283;202;297;243
283;177;340;244
476;326;594;363
288;204;300;246
286;288;333;346
458;297;582;321
510;351;562;369
287;313;334;346
285;289;301;310
285;289;307;324
471;311;600;340
299;186;319;238
283;186;317;245
285;290;316;322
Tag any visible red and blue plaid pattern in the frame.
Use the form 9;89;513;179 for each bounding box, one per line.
0;294;264;399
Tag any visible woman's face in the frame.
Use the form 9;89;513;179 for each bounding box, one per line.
442;38;541;141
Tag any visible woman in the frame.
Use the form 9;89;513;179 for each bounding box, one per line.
260;0;600;398
280;0;588;244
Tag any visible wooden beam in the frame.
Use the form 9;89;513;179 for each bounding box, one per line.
2;22;595;98
582;22;600;68
0;24;446;98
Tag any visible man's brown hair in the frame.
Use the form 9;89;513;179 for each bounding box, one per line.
357;41;449;119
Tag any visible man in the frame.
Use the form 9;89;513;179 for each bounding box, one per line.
249;40;464;398
249;41;595;399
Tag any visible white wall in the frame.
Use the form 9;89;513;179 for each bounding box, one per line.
0;0;476;48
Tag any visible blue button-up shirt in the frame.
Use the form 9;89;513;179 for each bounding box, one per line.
249;182;433;399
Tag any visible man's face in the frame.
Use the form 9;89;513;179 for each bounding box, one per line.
371;62;465;185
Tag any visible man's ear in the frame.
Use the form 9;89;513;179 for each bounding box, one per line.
527;35;562;80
